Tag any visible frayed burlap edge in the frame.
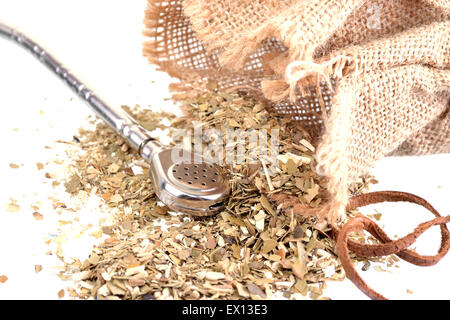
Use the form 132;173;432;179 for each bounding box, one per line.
142;0;450;224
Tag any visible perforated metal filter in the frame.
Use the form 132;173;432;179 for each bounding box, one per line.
146;146;230;216
170;162;223;189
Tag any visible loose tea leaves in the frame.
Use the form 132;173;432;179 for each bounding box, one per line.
54;91;388;300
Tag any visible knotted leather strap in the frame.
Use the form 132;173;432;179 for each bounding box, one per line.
333;191;450;300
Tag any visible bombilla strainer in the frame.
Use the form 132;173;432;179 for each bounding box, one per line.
0;22;229;216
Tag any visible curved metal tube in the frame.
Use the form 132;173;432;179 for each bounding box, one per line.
0;22;230;215
0;22;154;159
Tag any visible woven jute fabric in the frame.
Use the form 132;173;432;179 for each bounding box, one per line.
143;0;450;222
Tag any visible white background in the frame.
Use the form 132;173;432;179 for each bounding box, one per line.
0;0;448;300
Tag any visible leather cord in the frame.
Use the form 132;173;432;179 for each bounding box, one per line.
332;191;450;300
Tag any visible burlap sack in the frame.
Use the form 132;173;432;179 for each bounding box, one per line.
143;0;450;223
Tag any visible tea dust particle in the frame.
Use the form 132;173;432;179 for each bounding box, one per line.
64;175;81;194
33;212;44;221
5;202;20;212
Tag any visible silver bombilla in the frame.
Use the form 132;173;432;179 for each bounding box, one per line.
0;22;229;216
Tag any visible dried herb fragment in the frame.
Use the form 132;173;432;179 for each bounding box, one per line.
32;212;44;221
5;201;20;212
64;175;81;194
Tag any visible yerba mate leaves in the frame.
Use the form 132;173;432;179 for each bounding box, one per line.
55;92;387;300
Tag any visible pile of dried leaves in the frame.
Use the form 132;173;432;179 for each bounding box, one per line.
57;89;392;300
